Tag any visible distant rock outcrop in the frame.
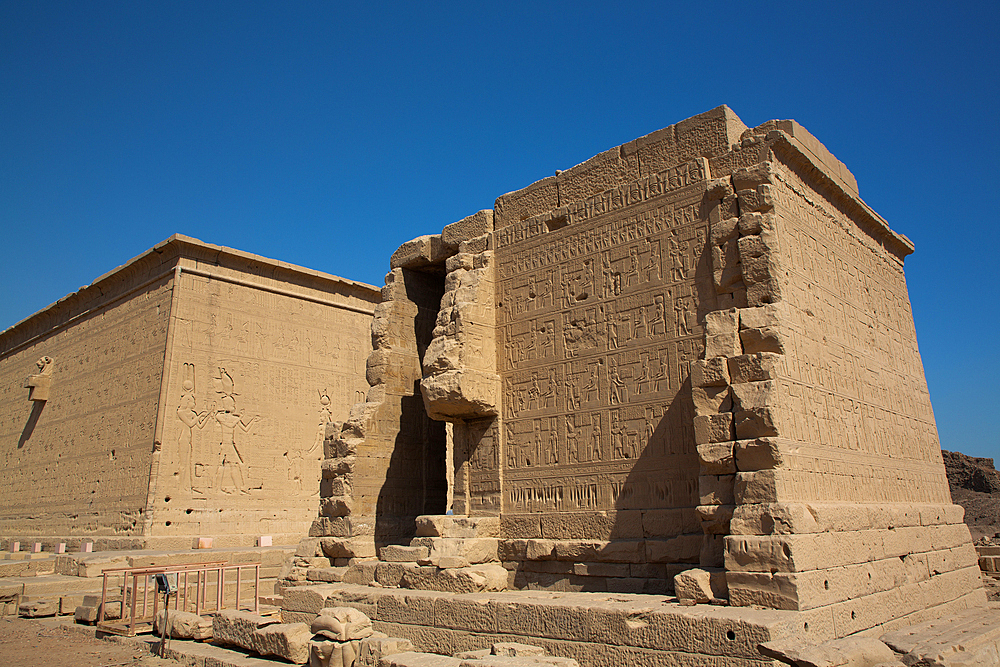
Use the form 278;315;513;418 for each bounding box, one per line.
943;449;1000;541
942;450;1000;494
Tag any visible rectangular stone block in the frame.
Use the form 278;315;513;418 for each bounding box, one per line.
699;475;736;506
692;385;732;417
550;540;645;564
690;358;730;387
539;510;641;541
694;413;734;446
640;508;699;538
697;442;736;474
644;535;701;563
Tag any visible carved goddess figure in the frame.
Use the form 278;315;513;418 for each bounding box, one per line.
176;363;210;489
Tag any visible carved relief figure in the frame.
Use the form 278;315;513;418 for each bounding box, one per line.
566;415;579;464
669;238;686;281
211;368;260;495
644;239;661;282
288;389;333;492
675;295;690;337
176;363;210;490
589;413;603;462
609;361;626;405
626;246;639;287
651;295;666;336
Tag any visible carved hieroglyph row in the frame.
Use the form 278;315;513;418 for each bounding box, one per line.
495;162;712;519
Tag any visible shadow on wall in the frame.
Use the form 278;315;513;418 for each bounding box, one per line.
374;266;448;548
610;215;720;584
18;401;45;448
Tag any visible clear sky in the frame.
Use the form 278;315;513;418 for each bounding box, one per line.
2;2;997;459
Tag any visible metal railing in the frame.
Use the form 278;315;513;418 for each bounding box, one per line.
96;561;260;636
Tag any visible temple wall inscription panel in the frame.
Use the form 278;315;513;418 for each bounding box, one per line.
150;266;376;544
764;157;950;505
0;278;171;538
495;160;715;529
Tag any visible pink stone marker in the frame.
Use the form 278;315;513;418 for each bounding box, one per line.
31;542;42;553
196;537;213;549
79;542;93;553
10;542;19;552
258;535;272;547
56;543;66;554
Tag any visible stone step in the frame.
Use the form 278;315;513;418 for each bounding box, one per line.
881;603;1000;666
0;558;56;577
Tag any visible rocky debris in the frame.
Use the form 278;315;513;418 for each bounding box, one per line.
153;609;213;640
760;635;900;666
942;449;1000;543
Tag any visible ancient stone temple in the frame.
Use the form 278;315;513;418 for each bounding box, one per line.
0;235;379;549
297;106;985;641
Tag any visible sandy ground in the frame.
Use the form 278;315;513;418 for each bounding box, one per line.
0;617;177;667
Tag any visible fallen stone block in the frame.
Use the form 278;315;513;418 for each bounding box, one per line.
312;606;374;641
153;609;213;640
673;568;727;605
254;622;312;664
213;608;279;649
19;599;57;618
401;564;507;594
760;635;899;667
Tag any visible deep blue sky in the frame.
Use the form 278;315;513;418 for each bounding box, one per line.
2;2;997;459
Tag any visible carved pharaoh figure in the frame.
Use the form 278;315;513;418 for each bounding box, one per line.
211;368;260;495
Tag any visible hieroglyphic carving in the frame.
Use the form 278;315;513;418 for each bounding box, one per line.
0;278;172;538
496;160;711;519
758;159;949;503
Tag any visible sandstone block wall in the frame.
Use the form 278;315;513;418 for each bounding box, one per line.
0;235;379;548
683;120;986;626
322;107;982;627
0;255;172;542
